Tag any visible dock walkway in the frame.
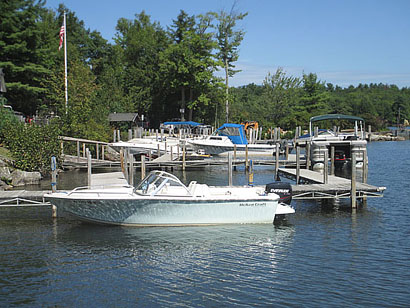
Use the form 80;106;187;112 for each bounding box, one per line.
279;168;386;200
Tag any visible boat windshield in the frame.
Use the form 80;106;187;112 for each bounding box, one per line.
212;124;248;145
135;170;190;196
215;126;241;137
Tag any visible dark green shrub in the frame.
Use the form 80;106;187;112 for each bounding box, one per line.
2;121;61;175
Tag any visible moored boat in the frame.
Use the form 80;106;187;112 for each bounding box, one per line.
188;123;278;155
45;171;294;226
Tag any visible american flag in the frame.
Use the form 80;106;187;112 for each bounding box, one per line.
59;23;65;50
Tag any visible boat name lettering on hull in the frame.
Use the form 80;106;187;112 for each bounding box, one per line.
239;202;267;207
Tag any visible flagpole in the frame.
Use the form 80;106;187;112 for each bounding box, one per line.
63;11;68;114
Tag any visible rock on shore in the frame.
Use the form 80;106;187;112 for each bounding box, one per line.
0;158;42;190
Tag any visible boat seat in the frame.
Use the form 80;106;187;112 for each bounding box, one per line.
189;183;209;197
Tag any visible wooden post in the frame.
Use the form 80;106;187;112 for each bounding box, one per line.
129;150;134;186
228;152;233;186
330;146;335;176
102;145;105;161
117;129;121;141
76;141;80;159
314;126;319;138
182;144;186;171
275;142;280;181
51;156;57;193
285;142;289;161
323;148;329;184
363;148;368;183
157;143;161;157
160;128;164;141
306;142;311;170
123;148;129;182
141;155;146;180
248;160;254;186
87;148;92;187
296;146;300;184
294;127;298;144
96;143;99;160
274;127;278;142
351;152;357;208
113;130;116;142
82;143;86;158
120;148;124;173
249;128;253;144
368;125;372;142
170;146;173;161
156;129;158;141
60;141;64;156
233;145;237;171
49;155;58;218
245;145;249;171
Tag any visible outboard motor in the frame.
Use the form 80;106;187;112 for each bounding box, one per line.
265;182;292;205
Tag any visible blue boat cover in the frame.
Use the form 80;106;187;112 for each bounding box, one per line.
216;123;248;145
163;121;202;127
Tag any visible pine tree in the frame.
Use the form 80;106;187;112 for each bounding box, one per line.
0;0;49;115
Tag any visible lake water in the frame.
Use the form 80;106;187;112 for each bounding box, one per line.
1;141;409;307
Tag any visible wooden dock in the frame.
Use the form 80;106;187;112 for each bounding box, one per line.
62;153;304;170
0;172;128;208
279;168;385;200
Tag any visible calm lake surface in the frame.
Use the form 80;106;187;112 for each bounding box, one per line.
1;141;409;307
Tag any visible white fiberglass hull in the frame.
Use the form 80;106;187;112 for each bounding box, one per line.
47;193;279;226
189;140;277;155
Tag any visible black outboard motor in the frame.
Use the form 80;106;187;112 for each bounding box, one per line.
265;182;292;205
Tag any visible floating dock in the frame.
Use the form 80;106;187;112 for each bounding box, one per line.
279;168;385;200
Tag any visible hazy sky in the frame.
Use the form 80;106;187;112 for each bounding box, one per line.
46;0;410;88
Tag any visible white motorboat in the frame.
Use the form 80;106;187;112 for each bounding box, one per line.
45;171;294;226
109;136;182;156
297;114;368;168
188;123;278;155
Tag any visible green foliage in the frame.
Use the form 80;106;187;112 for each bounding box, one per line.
0;102;19;140
1;1;408;149
0;0;50;114
2;121;61;174
159;11;221;122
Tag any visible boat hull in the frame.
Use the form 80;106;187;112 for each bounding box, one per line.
189;141;276;155
48;196;279;226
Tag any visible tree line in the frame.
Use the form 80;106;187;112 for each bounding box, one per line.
1;0;409;147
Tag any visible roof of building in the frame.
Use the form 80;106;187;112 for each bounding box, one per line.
108;113;139;122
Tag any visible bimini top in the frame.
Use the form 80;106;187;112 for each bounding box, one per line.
163;121;202;127
310;114;364;123
215;123;248;145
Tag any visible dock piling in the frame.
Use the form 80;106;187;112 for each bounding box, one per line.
87;148;92;187
330;146;335;175
296;146;301;184
228;152;233;186
141;155;146;180
323;148;329;184
275;142;280;181
351;152;357;208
